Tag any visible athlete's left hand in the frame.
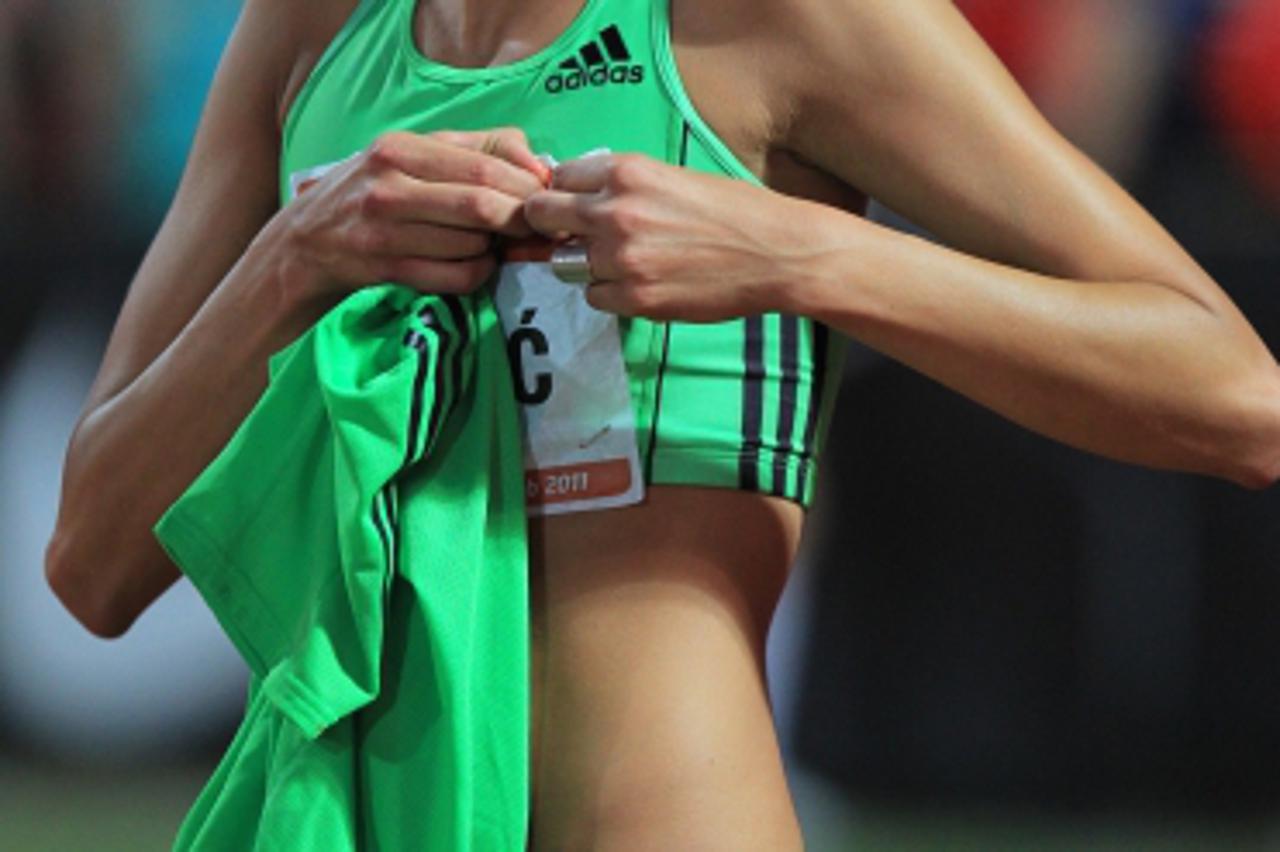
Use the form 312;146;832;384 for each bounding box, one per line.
523;153;832;322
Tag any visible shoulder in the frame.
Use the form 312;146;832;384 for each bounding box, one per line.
667;0;907;139
671;0;887;60
230;0;361;131
665;0;819;168
675;0;980;105
677;0;1029;180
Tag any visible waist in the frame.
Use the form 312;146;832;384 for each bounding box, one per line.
527;484;805;849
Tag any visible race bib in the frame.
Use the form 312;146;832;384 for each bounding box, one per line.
495;241;646;517
289;153;645;516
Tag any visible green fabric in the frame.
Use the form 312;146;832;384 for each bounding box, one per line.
281;0;845;506
154;285;529;850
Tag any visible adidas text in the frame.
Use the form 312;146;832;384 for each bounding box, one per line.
546;24;644;95
545;65;645;94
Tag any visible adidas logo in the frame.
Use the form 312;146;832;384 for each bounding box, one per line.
544;24;645;94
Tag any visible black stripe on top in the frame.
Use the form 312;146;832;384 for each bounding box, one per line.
644;323;673;485
771;315;801;496
600;25;631;62
385;480;399;537
739;315;767;491
417;314;449;467
646;122;693;483
412;297;470;466
440;297;470;439
795;321;831;500
379;314;439;583
386;490;400;582
402;327;435;470
386;489;400;582
371;489;394;576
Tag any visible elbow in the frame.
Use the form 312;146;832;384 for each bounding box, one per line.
1228;454;1280;492
1214;368;1280;491
44;529;137;639
1228;450;1280;491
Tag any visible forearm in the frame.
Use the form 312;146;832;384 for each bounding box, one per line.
48;217;335;636
785;208;1280;485
48;124;547;637
525;151;1280;484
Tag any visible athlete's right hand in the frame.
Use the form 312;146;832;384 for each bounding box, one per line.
274;128;550;300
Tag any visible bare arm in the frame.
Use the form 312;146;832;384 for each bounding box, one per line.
525;0;1280;487
47;0;546;637
783;0;1280;486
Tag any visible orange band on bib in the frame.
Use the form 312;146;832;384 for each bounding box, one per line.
525;459;634;507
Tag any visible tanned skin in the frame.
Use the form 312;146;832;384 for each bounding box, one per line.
48;1;1280;849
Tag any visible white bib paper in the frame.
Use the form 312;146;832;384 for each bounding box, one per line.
494;253;646;516
289;154;644;516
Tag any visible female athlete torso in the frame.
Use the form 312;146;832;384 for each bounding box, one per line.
276;0;863;847
53;0;1275;844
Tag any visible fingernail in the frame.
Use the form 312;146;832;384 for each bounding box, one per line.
534;154;557;187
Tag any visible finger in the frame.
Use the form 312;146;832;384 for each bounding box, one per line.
422;143;547;199
585;281;701;322
583;280;635;316
362;221;491;260
374;179;534;237
435;127;552;185
378;254;497;295
369;132;545;199
478;129;554;187
550;151;615;193
524;190;597;239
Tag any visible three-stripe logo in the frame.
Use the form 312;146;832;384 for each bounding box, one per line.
545;24;645;94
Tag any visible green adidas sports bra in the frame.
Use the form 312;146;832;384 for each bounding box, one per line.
282;0;845;506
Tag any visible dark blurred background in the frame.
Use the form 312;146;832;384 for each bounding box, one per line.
2;1;1279;849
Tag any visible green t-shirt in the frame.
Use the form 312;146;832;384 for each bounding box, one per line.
154;285;529;850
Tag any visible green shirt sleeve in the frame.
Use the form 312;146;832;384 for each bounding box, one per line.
154;286;474;740
159;285;530;850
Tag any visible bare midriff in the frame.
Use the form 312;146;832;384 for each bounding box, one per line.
527;485;807;851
